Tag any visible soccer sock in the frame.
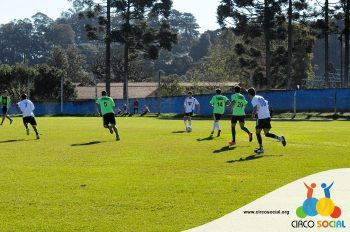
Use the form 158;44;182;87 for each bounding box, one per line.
188;120;192;127
113;126;119;137
231;127;236;141
257;133;263;147
33;127;39;135
184;119;187;127
266;133;280;140
217;122;220;130
212;122;216;131
241;126;250;134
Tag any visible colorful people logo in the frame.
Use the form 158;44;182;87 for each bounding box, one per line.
296;181;341;219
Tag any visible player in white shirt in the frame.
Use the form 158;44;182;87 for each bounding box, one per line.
247;88;285;154
16;94;40;139
183;91;200;132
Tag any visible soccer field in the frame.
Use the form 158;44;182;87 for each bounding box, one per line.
0;117;349;231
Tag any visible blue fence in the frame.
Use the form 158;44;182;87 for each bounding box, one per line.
7;88;350;115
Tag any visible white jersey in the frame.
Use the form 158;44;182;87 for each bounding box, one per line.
184;97;199;113
17;99;35;117
251;95;270;119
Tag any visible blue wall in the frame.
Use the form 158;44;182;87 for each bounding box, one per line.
7;88;350;115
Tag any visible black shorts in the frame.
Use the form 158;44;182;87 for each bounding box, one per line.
185;112;193;117
2;107;7;114
256;118;271;130
103;113;116;126
213;113;223;121
23;116;37;126
231;115;245;124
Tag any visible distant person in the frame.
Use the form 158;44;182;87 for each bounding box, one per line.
16;94;40;139
209;88;230;137
122;103;129;116
133;99;139;114
229;85;253;145
0;90;13;125
95;91;120;141
183;91;200;132
247;87;286;154
140;105;150;117
115;107;122;115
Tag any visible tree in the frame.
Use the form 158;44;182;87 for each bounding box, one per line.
48;45;91;84
31;64;77;101
217;0;315;88
77;0;177;105
168;10;200;54
151;10;199;76
338;0;350;87
160;74;186;96
187;30;242;86
46;23;76;47
189;32;211;62
0;64;37;99
0;20;33;64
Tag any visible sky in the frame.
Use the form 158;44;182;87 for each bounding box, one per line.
0;0;221;33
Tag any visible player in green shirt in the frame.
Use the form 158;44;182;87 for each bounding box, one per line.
209;88;230;137
95;91;120;141
228;86;252;145
0;90;13;125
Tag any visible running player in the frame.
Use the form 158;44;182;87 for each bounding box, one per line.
95;91;120;141
16;94;40;139
247;87;286;154
0;90;13;125
209;88;230;137
229;85;253;145
183;91;200;132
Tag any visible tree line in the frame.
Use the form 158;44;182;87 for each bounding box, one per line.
0;0;348;101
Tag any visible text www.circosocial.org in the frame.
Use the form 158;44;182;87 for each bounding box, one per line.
243;210;290;215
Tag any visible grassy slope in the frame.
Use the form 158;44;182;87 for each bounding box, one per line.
0;117;349;231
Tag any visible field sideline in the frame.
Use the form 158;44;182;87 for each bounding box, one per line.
0;117;349;231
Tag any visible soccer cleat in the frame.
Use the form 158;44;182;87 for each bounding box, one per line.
10;119;13;125
217;130;221;137
116;136;120;141
210;131;214;136
248;132;253;142
281;136;286;146
228;141;236;146
26;128;30;135
254;147;264;154
36;134;40;140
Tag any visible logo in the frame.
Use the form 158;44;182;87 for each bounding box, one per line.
291;181;346;229
296;181;341;219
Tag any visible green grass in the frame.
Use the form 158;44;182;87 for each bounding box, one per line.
0;117;349;231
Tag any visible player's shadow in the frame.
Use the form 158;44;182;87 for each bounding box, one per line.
197;135;214;141
226;154;264;163
172;130;186;133
213;146;236;153
0;139;25;143
71;141;104;146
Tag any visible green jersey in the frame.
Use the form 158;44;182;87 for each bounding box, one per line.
0;96;11;108
210;94;229;114
96;96;115;115
231;93;248;116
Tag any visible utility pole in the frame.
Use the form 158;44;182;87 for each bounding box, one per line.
105;0;111;95
324;0;329;87
344;0;350;87
287;0;293;89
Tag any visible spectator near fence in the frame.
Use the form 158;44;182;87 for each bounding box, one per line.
133;99;139;114
141;105;150;116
